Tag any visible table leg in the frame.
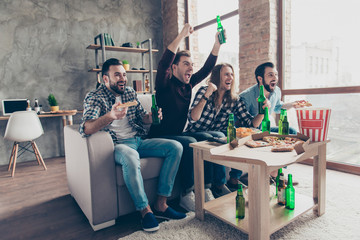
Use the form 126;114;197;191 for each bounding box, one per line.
62;116;67;127
194;148;205;221
67;115;73;125
248;164;270;240
313;144;326;216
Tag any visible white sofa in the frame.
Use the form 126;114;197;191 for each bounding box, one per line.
64;94;180;231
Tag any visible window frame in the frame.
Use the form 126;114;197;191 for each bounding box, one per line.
279;0;360;175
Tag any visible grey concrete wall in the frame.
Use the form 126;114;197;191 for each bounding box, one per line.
0;0;163;166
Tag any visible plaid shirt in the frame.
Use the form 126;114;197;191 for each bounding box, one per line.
185;86;254;133
79;84;147;143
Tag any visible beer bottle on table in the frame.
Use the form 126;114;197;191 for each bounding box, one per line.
236;183;245;219
227;113;236;143
34;99;40;114
151;94;161;125
258;85;266;114
277;173;286;205
278;109;285;134
275;168;283;196
26;99;31;111
216;15;226;44
262;107;270;133
282;115;289;135
285;174;295;210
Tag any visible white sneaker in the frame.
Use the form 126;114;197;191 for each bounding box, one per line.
205;188;215;202
179;191;195;212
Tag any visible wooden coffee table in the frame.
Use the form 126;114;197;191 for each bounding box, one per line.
190;137;328;240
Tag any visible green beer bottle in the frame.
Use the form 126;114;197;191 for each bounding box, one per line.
282;115;289;135
227;113;236;143
258;85;266;114
275;168;283;196
236;183;245;219
278;109;285;134
151;94;161;125
277;173;286;206
216;15;226;44
262;107;270;133
285;174;295;210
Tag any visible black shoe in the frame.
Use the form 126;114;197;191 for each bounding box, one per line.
211;185;231;198
226;179;247;192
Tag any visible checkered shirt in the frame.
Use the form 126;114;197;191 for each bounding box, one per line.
79;84;147;143
185;86;254;133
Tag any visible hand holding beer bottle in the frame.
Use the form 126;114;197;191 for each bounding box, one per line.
151;94;161;125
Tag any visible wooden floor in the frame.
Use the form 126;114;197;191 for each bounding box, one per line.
0;157;150;240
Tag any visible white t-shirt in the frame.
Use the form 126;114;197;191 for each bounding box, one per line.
108;97;137;139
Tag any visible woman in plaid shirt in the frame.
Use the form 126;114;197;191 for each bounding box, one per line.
186;63;264;134
185;63;266;192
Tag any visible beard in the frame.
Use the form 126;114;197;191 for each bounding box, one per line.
262;79;275;92
109;77;125;94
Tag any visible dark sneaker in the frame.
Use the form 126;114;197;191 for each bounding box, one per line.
142;212;159;232
226;179;247;192
211;185;231;198
153;206;186;220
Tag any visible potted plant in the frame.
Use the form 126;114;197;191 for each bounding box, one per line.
122;60;130;71
48;93;59;112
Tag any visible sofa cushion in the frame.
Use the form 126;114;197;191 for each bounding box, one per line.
115;157;164;186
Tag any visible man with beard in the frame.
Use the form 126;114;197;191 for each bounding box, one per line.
238;62;298;126
148;23;228;212
228;62;298;190
79;58;186;232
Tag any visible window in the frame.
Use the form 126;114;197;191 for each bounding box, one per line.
283;0;360;169
191;0;239;90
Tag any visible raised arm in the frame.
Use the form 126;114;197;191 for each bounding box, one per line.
190;83;217;121
167;23;194;54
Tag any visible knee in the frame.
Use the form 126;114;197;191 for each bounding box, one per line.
180;136;197;149
114;145;140;169
165;140;183;158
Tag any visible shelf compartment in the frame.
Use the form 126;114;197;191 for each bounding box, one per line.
204;191;315;234
86;44;159;53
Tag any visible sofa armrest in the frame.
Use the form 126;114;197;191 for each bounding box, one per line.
64;125;117;226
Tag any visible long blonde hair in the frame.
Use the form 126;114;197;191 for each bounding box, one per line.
208;63;237;105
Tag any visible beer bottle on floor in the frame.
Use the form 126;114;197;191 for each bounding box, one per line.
285;174;295;210
236;183;245;219
258;85;266;114
276;168;283;196
277;173;286;205
216;15;226;44
282;115;289;135
227;113;236;143
262;107;270;133
151;94;161;125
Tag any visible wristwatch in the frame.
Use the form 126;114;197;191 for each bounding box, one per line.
202;95;209;101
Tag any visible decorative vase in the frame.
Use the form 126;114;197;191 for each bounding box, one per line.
50;106;59;112
123;64;130;71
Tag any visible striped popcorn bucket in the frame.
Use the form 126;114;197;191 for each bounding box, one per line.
296;108;331;142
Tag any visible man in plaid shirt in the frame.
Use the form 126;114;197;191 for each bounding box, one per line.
79;58;186;232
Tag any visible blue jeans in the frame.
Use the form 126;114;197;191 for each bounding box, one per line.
114;137;183;211
229;126;297;180
160;131;226;192
183;131;227;187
